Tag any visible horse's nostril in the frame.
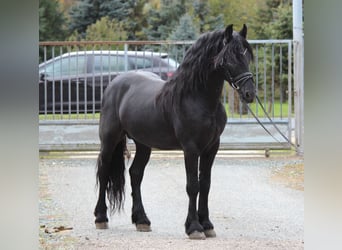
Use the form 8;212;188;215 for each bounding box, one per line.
244;91;255;103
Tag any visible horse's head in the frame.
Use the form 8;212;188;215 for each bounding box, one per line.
215;24;255;103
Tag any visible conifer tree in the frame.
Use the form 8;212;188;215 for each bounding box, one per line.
192;0;224;33
39;0;68;61
253;0;283;39
168;14;198;41
68;0;148;40
68;0;102;37
167;14;198;62
143;0;187;40
252;1;293;108
39;0;67;41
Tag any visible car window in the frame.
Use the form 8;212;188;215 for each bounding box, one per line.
131;56;153;69
93;55;129;72
42;55;87;77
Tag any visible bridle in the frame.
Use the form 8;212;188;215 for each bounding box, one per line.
224;71;254;90
221;47;254;90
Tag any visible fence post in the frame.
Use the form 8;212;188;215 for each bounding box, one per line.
293;0;304;156
124;43;128;72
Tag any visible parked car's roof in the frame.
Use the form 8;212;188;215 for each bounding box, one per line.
39;50;180;71
40;50;171;65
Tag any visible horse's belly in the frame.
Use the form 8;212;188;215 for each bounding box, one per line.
126;126;181;150
120;104;180;150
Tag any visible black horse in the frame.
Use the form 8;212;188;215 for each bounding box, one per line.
94;24;255;239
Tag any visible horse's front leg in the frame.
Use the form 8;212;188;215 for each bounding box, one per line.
198;141;220;238
184;151;206;240
129;142;152;232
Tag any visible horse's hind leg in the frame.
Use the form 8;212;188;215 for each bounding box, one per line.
94;133;125;229
129;141;152;232
198;141;220;237
94;144;112;229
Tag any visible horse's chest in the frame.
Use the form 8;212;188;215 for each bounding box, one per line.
176;110;226;149
202;114;226;139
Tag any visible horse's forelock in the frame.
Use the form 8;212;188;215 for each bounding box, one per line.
243;39;254;61
214;33;254;68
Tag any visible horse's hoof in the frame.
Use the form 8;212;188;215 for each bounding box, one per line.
136;224;151;232
95;222;109;229
204;229;216;238
189;231;206;240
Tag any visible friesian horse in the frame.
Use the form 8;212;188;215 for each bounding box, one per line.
94;24;255;239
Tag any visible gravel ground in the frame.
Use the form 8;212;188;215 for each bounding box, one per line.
39;152;304;249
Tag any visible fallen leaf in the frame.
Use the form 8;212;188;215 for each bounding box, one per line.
53;226;73;232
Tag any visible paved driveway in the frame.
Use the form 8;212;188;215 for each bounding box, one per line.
39;152;303;249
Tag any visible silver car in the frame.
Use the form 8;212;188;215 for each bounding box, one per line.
39;50;178;114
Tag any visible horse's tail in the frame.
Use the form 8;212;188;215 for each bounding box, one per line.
96;137;127;214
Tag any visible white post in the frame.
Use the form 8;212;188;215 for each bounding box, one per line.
293;0;304;156
124;43;128;72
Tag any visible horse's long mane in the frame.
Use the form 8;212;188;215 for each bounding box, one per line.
162;30;225;96
157;28;253;108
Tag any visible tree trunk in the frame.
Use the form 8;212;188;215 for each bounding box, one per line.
228;85;248;115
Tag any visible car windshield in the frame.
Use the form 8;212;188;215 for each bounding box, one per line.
161;57;179;68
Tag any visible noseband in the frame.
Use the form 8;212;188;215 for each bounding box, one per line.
225;71;253;90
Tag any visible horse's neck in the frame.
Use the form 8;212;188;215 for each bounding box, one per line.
163;69;225;111
199;75;225;110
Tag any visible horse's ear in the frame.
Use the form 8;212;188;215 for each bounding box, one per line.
224;24;233;44
239;24;247;38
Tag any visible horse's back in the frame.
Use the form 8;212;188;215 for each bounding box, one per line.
100;71;179;149
105;71;163;96
101;71;163;109
111;71;163;86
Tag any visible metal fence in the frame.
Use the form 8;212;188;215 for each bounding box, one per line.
39;40;296;151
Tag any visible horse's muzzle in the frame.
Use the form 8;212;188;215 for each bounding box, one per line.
241;88;255;103
238;77;255;103
228;72;255;103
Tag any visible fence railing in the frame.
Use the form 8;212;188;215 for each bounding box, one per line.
39;40;293;124
39;40;298;151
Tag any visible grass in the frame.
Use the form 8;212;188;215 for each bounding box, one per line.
225;101;293;119
39;101;293;121
39;112;100;120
